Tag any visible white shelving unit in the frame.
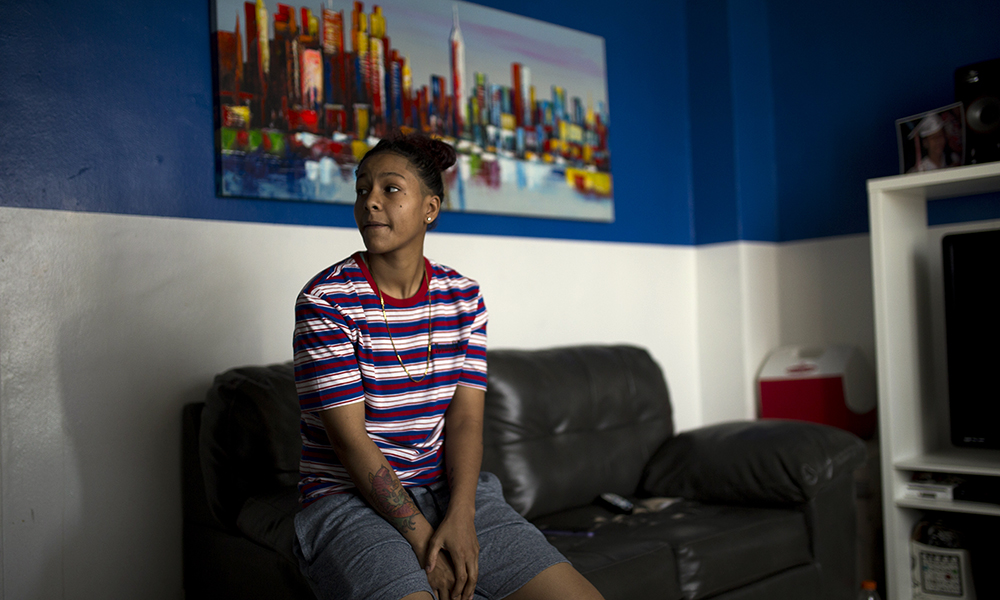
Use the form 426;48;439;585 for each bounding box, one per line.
868;162;1000;600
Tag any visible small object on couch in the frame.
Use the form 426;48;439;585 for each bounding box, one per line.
636;497;682;513
596;492;635;515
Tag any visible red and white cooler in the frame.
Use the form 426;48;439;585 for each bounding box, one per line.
757;345;877;439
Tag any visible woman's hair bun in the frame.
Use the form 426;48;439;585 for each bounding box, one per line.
400;134;455;173
366;131;457;174
425;138;457;172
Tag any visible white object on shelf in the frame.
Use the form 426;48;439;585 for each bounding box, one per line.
867;162;1000;600
904;482;958;501
910;541;976;600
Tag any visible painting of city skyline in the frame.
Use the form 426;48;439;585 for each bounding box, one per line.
212;0;613;222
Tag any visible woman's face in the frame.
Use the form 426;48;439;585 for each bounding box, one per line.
354;152;440;257
924;129;946;159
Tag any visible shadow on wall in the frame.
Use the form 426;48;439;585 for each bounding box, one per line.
776;235;876;366
48;215;274;598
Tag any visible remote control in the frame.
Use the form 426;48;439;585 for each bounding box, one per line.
597;492;635;514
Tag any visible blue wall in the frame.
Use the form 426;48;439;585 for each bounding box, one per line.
687;0;778;244
765;0;1000;240
684;0;1000;244
0;0;695;245
3;0;999;246
687;0;739;245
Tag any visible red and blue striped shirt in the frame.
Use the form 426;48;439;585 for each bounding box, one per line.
293;252;488;504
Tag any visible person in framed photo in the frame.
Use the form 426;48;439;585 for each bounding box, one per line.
906;112;962;173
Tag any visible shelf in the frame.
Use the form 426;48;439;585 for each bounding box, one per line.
869;160;1000;599
895;448;1000;477
895;496;1000;517
868;162;1000;199
894;448;1000;518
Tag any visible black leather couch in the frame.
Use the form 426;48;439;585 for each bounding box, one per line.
183;345;866;600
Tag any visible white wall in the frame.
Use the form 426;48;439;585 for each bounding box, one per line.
694;234;877;425
425;232;703;431
775;233;876;368
0;206;700;599
695;242;781;423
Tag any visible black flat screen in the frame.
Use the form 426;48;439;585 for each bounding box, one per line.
943;229;1000;449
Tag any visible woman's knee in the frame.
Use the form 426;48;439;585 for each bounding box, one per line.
506;563;605;600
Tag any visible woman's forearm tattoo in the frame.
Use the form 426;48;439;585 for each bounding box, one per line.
368;466;419;533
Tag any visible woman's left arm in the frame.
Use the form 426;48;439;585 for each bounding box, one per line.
426;384;485;600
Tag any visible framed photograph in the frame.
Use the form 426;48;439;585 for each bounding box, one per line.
896;102;965;174
211;0;613;222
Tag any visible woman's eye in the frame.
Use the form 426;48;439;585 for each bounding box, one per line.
385;185;400;193
356;188;369;196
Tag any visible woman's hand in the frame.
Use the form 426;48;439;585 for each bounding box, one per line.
425;508;479;600
426;550;457;600
433;385;485;600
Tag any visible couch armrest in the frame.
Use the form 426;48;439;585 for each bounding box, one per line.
639;420;866;505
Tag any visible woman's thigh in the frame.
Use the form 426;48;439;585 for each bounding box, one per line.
294;491;434;600
295;474;570;600
503;563;604;600
437;473;569;599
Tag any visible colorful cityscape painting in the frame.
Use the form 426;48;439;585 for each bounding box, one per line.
212;0;613;221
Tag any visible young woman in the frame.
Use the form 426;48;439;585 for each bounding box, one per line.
292;132;604;600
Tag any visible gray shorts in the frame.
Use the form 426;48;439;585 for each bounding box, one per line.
294;471;568;600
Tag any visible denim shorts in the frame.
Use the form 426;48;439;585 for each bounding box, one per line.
293;471;568;600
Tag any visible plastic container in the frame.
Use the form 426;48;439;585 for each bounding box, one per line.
857;580;881;600
757;344;877;438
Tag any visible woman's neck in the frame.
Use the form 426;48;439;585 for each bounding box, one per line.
364;251;425;299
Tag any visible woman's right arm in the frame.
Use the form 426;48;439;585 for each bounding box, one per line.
318;402;457;595
319;402;431;538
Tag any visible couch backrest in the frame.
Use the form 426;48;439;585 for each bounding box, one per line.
482;345;673;520
198;345;674;528
200;363;301;531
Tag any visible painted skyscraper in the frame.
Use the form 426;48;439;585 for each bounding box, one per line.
255;0;269;75
369;5;387;124
449;4;467;136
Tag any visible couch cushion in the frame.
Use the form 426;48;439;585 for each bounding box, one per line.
705;564;821;600
236;487;302;563
660;503;811;599
532;500;811;600
550;535;680;600
200;363;301;530
483;346;673;519
533;505;682;600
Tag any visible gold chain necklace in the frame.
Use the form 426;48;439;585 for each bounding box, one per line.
370;261;433;382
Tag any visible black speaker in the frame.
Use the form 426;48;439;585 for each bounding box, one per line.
955;58;1000;165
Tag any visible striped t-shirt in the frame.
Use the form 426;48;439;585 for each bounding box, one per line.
293;252;488;504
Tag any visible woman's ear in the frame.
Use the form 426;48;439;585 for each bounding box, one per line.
425;195;441;224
